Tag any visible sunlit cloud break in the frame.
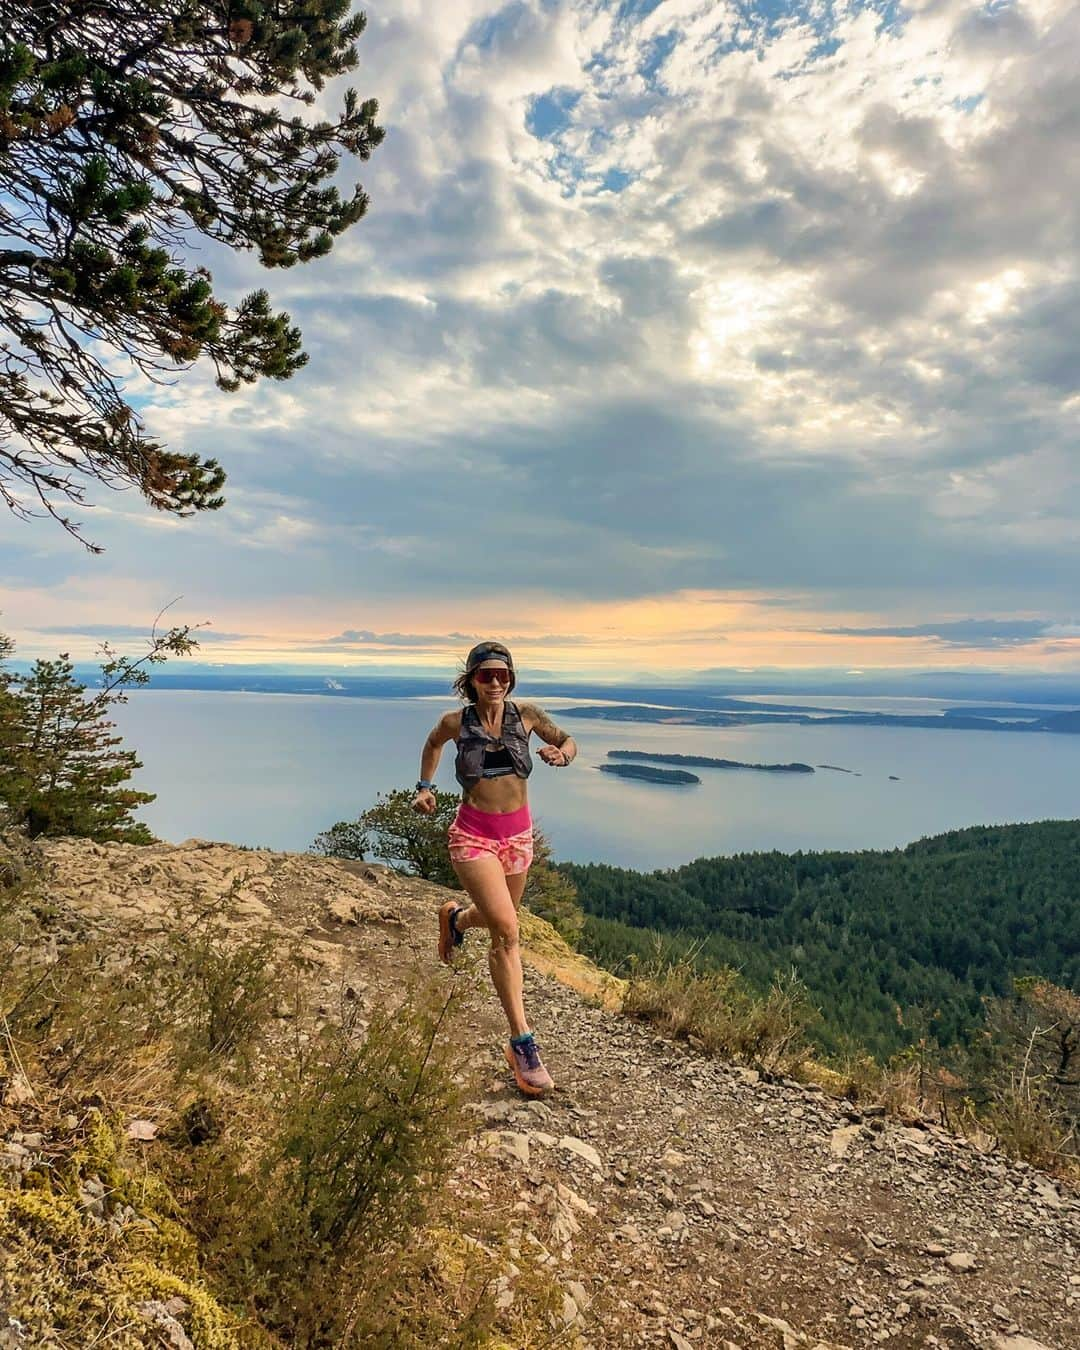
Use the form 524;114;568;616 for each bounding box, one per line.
823;619;1080;650
3;0;1079;674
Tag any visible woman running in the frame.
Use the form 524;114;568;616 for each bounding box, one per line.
412;640;577;1095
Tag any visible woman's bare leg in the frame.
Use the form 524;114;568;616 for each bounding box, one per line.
451;858;530;1036
455;868;527;925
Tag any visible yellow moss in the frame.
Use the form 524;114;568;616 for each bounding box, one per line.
7;1185;93;1247
60;1108;125;1206
520;912;625;1009
83;1106;123;1177
122;1258;240;1348
795;1059;851;1095
0;1187;113;1332
0;1124;238;1348
54;1109;199;1274
0;1183;239;1346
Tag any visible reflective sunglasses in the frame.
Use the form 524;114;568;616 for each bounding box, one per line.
473;667;512;685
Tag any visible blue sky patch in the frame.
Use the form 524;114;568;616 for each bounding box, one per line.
527;88;582;140
599;167;634;193
616;0;666;21
640;30;679;83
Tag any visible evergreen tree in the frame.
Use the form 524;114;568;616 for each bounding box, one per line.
0;620;196;841
526;831;584;946
2;655;155;841
566;821;1080;1058
0;2;383;546
0;632;23;802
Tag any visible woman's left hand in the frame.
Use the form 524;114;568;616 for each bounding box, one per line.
539;745;569;767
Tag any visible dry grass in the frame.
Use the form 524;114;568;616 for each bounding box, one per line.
621;949;815;1075
520;910;625;1010
616;941;1079;1184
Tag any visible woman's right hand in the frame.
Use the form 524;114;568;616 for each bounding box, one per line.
412;788;436;815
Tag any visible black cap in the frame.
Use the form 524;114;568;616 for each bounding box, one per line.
465;641;514;673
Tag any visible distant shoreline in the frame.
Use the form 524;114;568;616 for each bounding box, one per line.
109;690;1080;865
563;704;1080;736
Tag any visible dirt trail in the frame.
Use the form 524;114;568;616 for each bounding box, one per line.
20;838;1080;1349
474;967;1077;1348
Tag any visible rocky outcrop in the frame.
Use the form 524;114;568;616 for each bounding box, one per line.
10;838;1080;1348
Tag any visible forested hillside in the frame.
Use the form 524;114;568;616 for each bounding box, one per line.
562;821;1080;1057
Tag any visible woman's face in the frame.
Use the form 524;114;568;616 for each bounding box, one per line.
472;658;512;703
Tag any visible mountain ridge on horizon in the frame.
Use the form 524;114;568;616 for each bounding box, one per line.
31;664;1080;707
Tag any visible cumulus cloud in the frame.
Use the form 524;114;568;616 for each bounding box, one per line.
6;0;1080;663
322;629;591;647
30;624;251;643
823;619;1066;648
327;629;466;645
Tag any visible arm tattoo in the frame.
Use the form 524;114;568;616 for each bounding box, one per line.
525;704;568;747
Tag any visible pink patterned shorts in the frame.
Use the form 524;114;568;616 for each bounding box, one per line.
448;802;534;875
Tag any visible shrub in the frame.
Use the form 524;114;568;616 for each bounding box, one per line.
159;916;280;1064
185;982;475;1342
309;818;369;860
322;788;461;887
961;977;1080;1172
622;946;815;1073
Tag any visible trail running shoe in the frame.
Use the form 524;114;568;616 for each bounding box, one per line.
505;1035;555;1096
438;900;466;964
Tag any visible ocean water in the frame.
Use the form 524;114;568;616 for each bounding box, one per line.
111;690;1080;869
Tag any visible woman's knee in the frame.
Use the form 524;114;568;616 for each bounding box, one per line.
488;915;520;952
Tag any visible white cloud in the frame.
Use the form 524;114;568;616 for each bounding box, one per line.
6;0;1080;654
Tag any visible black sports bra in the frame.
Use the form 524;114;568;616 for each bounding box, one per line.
482;743;515;778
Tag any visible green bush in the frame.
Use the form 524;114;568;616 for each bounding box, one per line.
309;818;369;860
159;916;279;1064
186;983;475;1341
319;788;461;887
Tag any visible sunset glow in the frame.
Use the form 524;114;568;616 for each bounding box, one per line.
4;1;1078;682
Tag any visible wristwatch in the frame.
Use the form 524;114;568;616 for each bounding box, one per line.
415;779;435;792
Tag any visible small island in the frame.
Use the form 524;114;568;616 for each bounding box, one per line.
598;763;700;785
608;751;814;774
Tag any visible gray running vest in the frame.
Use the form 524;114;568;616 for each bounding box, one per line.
455;700;533;790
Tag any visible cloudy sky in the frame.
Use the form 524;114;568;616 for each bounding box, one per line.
3;0;1079;677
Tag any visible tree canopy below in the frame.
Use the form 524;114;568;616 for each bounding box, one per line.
563;821;1080;1058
